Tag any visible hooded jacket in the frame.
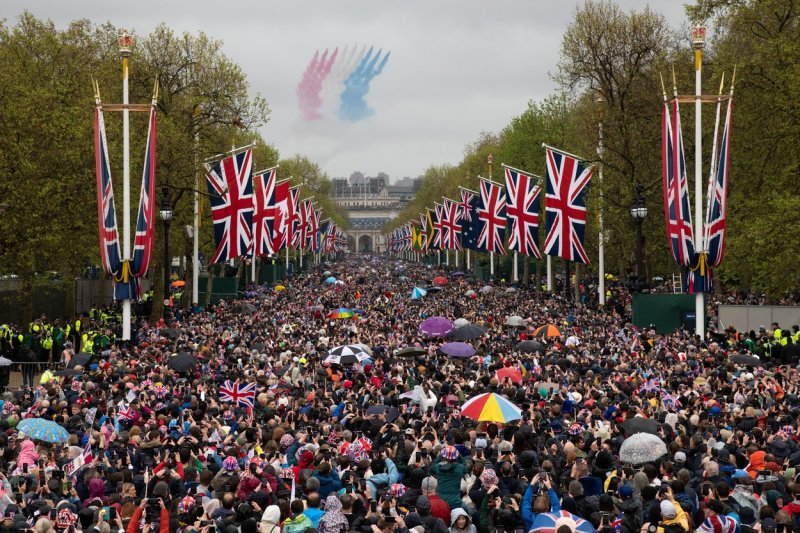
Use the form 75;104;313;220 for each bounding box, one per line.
430;454;466;509
731;485;763;515
617;495;644;533
260;505;281;533
449;507;477;533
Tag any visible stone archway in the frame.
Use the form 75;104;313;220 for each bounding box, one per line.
358;235;373;253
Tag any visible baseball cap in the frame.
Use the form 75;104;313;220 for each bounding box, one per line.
674;451;686;463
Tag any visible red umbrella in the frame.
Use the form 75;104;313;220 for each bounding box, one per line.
496;367;524;385
433;276;448;286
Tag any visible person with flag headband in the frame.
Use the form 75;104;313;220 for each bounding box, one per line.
543;145;592;264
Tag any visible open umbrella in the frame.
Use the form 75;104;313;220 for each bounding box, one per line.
461;393;522;423
54;369;82;377
620;417;661;436
399;276;410;281
322;270;332;276
354;343;374;357
274;285;286;292
479;285;494;294
453;318;470;329
171;280;185;288
441;342;476;358
410;287;427;300
396;347;426;358
68;352;92;369
325;345;370;365
366;405;400;423
0;356;12;367
419;317;455;337
451;271;465;277
517;340;545;354
168;353;197;373
619;433;668;464
425;286;443;293
730;354;762;366
505;315;526;327
449;323;487;341
17;418;70;443
230;302;257;314
496;367;524;385
327;308;355;319
324;276;337;284
532;511;594;533
465;289;477;298
505;287;517;293
432;276;448;286
533;324;564;338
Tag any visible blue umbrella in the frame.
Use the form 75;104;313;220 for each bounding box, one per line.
324;276;337;284
441;342;476;358
532;511;594;533
17;418;70;443
410;287;427;300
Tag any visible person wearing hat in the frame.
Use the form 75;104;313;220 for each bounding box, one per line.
656;487;689;533
430;446;466;510
615;484;643;533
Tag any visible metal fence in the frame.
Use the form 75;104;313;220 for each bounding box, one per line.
718;305;800;333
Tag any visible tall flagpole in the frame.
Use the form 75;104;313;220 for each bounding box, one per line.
597;90;606;306
547;256;553;291
512;252;518;283
488;154;495;278
192;125;200;306
119;31;132;341
693;26;706;339
466;249;471;270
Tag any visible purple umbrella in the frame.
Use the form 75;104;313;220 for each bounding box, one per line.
441;342;476;358
419;316;455;337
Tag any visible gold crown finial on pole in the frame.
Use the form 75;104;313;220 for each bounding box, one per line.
691;25;706;49
117;29;133;57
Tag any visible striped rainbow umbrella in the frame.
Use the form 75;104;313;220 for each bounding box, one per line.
461;393;522;423
327;308;355;319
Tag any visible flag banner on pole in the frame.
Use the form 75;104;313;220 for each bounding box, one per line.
704;96;732;269
253;167;278;256
504;166;542;259
477;178;507;255
273;181;294;252
411;221;422;251
543;146;592;263
204;148;254;263
131;106;157;280
428;207;441;251
308;205;321;252
94;106;123;279
458;187;481;252
418;213;428;253
661;96;695;268
403;223;413;251
441;198;462;251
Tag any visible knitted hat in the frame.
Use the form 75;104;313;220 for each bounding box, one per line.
222;456;238;471
439;445;459;461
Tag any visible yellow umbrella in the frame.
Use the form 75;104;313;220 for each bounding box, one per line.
274;285;286;292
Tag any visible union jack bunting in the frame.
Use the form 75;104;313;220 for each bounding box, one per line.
205;148;254;263
219;380;257;408
661;95;695;267
131;106;157;278
440;198;462;251
504;166;542;259
94;105;122;278
704;96;732;268
543;146;592;264
476;178;507;254
252;167;279;256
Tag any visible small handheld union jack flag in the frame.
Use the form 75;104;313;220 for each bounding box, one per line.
219;380;257;409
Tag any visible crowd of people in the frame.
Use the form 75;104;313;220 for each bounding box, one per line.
0;255;799;533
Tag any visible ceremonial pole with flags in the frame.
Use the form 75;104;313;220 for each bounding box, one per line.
503;164;543;284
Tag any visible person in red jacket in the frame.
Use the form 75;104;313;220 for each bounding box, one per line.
421;476;451;524
126;499;170;533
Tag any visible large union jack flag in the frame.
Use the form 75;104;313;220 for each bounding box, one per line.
252;168;279;256
418;212;428;252
662;96;695;267
543;146;592;264
476;178;507;254
704;96;732;268
441;198;462;251
205;148;254;263
428;207;441;250
131;106;157;278
504;166;542;259
219;380;257;409
307;204;321;252
94;106;122;278
293;197;312;250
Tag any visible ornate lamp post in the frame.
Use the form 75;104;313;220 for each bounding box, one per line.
160;185;173;312
630;186;648;278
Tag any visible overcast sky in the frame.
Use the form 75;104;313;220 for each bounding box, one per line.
3;1;687;181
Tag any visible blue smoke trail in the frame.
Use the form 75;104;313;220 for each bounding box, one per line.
339;47;391;121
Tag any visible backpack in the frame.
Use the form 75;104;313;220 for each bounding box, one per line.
659;522;686;533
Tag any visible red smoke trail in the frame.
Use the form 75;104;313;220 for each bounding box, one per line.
296;48;338;120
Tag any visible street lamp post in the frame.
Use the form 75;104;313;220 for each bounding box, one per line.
630;186;648;279
160;185;173;313
595;89;606;306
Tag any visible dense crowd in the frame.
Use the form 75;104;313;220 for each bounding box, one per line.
0;255;800;533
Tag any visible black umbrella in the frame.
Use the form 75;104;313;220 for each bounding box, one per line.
251;342;265;353
168;352;197;373
620;418;661;436
397;347;426;358
366;405;400;423
231;303;257;314
730;354;762;367
517;340;545;354
161;328;181;339
55;369;82;377
324;345;370;366
449;324;487;341
274;365;291;377
68;352;92;369
426;286;443;293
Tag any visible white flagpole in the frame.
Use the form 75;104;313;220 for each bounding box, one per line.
490;252;494;278
285;246;289;276
466;249;471;270
547;255;553;291
445;250;450;266
437;250;441;266
192;130;200;306
693;26;706;339
455;250;459;268
119;32;132;341
513;251;518;283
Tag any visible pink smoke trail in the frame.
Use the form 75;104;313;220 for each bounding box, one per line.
296;48;338;120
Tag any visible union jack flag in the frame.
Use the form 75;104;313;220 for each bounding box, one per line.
219;380;257;408
428;207;442;250
662;95;695;267
704;96;732;268
403;223;413;251
307;205;321;252
458;189;475;223
476;178;506;254
131;106;157;280
252;168;279;256
94;106;122;278
117;404;135;421
543;146;592;264
418;213;428;252
205;148;254;263
504;166;542;259
277;184;299;251
440;198;462;251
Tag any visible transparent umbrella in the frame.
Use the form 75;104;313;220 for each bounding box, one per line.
619;433;668;465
